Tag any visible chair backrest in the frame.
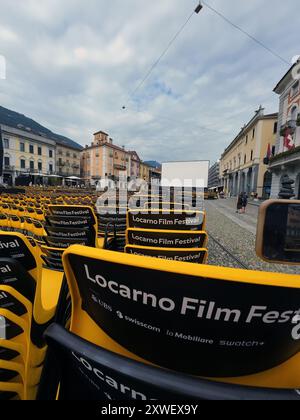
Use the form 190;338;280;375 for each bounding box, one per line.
62;245;300;388
0;233;59;335
125;245;208;264
126;228;208;249
42;323;300;401
127;209;206;231
45;205;98;248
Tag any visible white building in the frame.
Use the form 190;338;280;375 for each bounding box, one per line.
270;60;300;199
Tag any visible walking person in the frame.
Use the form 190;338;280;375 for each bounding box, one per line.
236;193;243;214
241;192;248;214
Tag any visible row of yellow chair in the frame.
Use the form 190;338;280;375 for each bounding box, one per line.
0;233;64;400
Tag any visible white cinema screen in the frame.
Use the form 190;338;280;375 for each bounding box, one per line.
161;161;209;188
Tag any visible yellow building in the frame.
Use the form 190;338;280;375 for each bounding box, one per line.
81;131;131;183
220;107;278;199
1;124;56;185
56;143;81;178
139;162;150;182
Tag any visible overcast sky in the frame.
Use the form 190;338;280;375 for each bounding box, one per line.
0;0;298;164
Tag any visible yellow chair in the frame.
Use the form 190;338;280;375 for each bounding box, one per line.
62;245;300;389
126;228;208;249
127;209;206;231
0;382;24;400
125;244;208;264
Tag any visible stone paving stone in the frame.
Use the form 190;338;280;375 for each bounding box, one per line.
204;200;300;274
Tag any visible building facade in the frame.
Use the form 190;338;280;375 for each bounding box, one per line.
270;60;300;199
81;131;131;184
56;143;81;178
0;105;83;185
1;124;56;185
220;107;278;198
129;151;141;179
208;162;220;189
139;162;151;182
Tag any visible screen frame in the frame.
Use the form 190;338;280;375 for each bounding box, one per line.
256;199;300;265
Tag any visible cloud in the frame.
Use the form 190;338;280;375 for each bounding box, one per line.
0;0;299;163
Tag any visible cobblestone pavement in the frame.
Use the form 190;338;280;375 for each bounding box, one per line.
204;198;300;274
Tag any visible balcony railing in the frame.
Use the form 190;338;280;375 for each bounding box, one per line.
280;120;297;136
4;165;15;171
270;145;300;165
114;163;126;170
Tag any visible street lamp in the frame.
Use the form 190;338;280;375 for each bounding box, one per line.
195;2;203;14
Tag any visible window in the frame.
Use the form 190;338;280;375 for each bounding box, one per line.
291;81;299;97
30;161;34;171
38;146;42;156
4;156;10;167
49;164;53;173
73;153;77;159
244;154;247;164
273;122;278;134
4;138;9;149
252;128;255;139
49;149;53;158
245;135;248;144
251;150;253;161
29;145;34;154
20;142;25;152
20;159;26;169
291;106;298;122
38;162;42;171
58;158;62;166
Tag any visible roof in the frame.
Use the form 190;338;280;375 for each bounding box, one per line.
0;105;83;150
273;62;298;94
143;160;161;169
128;151;141;162
93;130;109;137
83;142;129;153
221;110;278;158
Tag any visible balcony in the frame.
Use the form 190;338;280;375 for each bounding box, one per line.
269;146;300;168
280;120;298;136
4;165;15;172
114;163;126;171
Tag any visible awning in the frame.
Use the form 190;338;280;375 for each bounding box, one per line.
65;176;82;180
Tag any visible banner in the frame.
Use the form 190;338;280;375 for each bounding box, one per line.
0;234;37;272
45;226;93;241
44;236;90;249
127;229;208;249
48;206;96;221
66;253;300;378
127;210;206;231
46;206;98;247
125;245;208;264
46;216;93;229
